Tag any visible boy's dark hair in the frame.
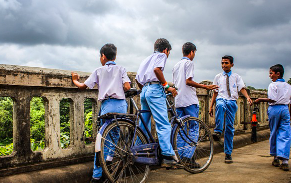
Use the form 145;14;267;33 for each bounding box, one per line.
100;43;117;60
154;38;172;52
270;64;284;78
222;55;234;64
182;42;196;56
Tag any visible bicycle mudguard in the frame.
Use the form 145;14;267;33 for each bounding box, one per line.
131;143;160;165
170;115;190;144
95;121;109;152
95;118;148;153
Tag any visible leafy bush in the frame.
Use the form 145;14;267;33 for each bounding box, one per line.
0;143;13;156
0;97;13;142
84;99;93;144
30;98;45;142
60;99;71;148
0;97;13;155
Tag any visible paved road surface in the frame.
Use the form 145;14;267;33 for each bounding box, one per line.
147;140;291;183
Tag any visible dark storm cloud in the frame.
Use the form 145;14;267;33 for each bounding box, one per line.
0;0;118;46
0;0;290;89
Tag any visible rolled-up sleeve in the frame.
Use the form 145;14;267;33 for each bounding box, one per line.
154;54;167;70
121;67;131;84
237;75;245;92
268;83;277;101
213;75;219;92
185;61;194;80
84;69;98;89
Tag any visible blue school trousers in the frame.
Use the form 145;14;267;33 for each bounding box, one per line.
139;83;175;156
214;98;237;155
268;105;291;160
93;99;127;179
176;104;199;159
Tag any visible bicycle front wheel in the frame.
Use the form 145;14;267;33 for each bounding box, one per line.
98;120;150;183
173;117;213;174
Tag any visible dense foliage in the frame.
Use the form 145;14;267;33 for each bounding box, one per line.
0;97;93;156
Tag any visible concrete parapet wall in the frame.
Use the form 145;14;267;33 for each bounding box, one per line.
0;64;269;177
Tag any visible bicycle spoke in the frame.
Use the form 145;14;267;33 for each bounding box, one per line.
99;120;149;182
173;117;213;173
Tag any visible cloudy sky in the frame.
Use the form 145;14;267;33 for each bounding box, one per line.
0;0;291;89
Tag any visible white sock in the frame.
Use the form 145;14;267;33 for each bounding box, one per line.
282;159;289;164
106;156;113;161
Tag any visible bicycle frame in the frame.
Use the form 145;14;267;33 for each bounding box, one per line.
95;90;198;166
129;93;198;164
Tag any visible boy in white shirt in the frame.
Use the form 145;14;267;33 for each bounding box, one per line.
172;42;218;163
71;43;131;182
255;64;291;171
135;38;179;168
209;55;252;164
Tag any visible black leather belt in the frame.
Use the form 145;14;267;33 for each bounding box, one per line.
103;96;116;101
144;81;160;86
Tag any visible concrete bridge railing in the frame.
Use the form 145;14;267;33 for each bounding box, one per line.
0;64;269;176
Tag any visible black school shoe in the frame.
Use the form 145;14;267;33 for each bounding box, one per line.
90;177;105;183
280;163;289;171
161;156;184;169
272;159;280;167
181;157;201;169
225;154;233;164
213;132;221;141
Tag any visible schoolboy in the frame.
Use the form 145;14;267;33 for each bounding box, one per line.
71;43;131;182
172;42;218;163
254;64;291;171
209;55;252;164
135;38;180;168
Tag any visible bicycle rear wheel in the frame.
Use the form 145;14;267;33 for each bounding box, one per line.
98;120;150;183
173;117;213;173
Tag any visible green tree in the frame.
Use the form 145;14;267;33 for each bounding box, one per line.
84;99;93;144
288;78;291;85
0;97;13;156
60;98;71;148
0;97;13;144
30;97;45;141
30;97;45;151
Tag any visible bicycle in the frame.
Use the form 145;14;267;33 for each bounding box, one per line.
95;88;214;182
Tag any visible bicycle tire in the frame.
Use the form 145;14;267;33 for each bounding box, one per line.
173;117;213;174
98;120;150;183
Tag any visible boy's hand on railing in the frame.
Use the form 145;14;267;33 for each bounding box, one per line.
247;97;253;106
167;87;178;97
208;106;214;117
71;72;80;81
254;99;261;104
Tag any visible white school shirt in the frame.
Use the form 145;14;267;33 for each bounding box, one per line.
172;57;198;108
268;80;291;105
135;52;167;85
213;71;245;100
84;61;131;101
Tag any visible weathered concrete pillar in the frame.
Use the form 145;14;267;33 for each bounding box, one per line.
71;96;84;149
13;91;33;160
43;95;61;159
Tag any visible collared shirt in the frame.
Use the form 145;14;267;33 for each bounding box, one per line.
84;61;131;101
268;79;291;105
213;71;245;100
172;57;198;108
135;52;167;85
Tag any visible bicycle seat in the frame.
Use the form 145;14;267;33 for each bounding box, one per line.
125;88;142;98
